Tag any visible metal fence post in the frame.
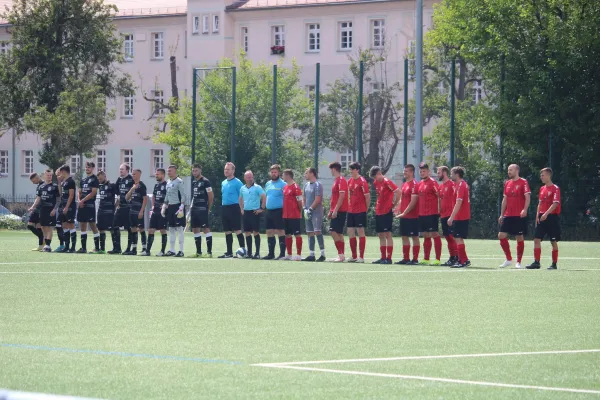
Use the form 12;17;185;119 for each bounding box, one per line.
357;61;364;165
450;59;456;167
272;65;277;165
231;67;236;163
403;58;409;168
314;63;320;170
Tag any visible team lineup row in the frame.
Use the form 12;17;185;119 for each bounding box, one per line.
26;160;561;269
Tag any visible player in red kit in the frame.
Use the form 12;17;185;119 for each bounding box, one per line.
395;164;420;265
282;169;304;261
417;163;443;265
347;162;370;263
498;164;531;269
437;166;458;266
328;161;348;262
370;165;400;264
447;166;471;268
527;168;561;270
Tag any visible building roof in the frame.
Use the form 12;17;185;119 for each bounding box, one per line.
226;0;395;11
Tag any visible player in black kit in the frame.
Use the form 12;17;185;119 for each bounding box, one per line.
146;168;168;256
96;171;116;253
28;169;60;252
108;164;134;254
27;172;45;251
56;165;77;253
124;169;148;255
190;164;214;257
77;162;100;253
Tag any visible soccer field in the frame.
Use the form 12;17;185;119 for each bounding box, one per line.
0;231;599;399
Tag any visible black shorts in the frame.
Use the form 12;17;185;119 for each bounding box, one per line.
129;212;145;229
40;207;56;227
534;214;561;242
419;215;439;233
284;218;302;235
28;211;40;224
500;216;528;236
222;204;241;231
375;212;393;233
97;212;114;231
441;217;453;236
77;206;96;223
243;211;261;232
55;212;61;228
167;204;186;228
329;212;347;234
400;217;420;237
191;208;210;229
266;208;284;230
347;212;367;228
150;209;167;230
452;220;469;239
58;206;76;224
113;207;131;229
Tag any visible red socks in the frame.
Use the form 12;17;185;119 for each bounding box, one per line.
359;237;366;259
349;237;357;259
423;237;432;260
446;235;458;256
386;245;393;261
403;245;410;260
499;238;512;260
433;236;442;261
380;246;386;259
412;245;420;261
295;236;303;255
457;244;468;263
552;249;558;264
286;237;293;255
334;240;345;256
534;247;541;262
517;240;524;263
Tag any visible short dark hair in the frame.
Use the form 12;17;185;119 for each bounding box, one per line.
306;167;318;178
59;165;70;173
168;165;177;170
438;166;449;176
283;168;294;179
192;164;202;170
369;165;381;178
540;167;553;176
404;164;415;173
349;162;361;171
29;172;38;180
120;163;130;172
44;168;53;174
97;170;106;177
86;161;95;168
270;164;281;172
419;162;429;170
328;161;342;172
451;166;465;178
156;168;166;175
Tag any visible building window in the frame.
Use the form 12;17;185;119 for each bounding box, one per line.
471;80;483;105
96;150;106;172
123;95;134;117
241;27;249;52
305;85;316;98
121;149;133;168
70;155;81;175
152;149;164;171
202;15;209;34
0;150;8;175
192;16;200;34
152;32;164;59
212;15;219;33
408;40;416;78
340;150;353;172
23;150;34;175
371;82;384;93
371;19;385;48
271;25;285;46
307;23;320;52
339;21;352;50
123;34;134;61
151;89;164;116
0;41;11;54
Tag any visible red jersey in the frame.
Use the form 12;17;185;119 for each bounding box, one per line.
399;180;419;219
374;177;398;215
538;184;561;215
330;176;348;213
454;180;471;220
347;176;369;214
439;180;456;218
418;177;440;216
503;178;531;217
283;183;302;219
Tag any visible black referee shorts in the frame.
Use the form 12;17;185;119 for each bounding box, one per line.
534;214;560;242
243;211;261;232
266;208;284;230
500;216;527;236
222;204;242;231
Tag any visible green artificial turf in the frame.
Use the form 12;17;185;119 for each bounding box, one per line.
0;231;599;399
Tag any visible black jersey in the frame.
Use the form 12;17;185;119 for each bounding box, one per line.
129;181;147;214
37;182;60;208
80;174;99;207
33;181;44;212
152;181;167;211
60;177;76;208
98;181;116;213
191;177;212;211
115;175;134;208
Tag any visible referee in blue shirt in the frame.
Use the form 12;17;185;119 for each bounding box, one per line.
263;164;287;259
219;162;245;258
239;170;266;259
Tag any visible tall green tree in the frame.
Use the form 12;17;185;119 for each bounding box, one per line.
0;0;133;169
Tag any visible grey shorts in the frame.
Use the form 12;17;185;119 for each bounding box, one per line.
305;207;324;233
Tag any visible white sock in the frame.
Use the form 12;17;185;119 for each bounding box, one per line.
178;227;185;252
321;249;326;256
169;228;176;252
93;232;100;238
194;233;201;238
70;229;77;234
310;251;315;256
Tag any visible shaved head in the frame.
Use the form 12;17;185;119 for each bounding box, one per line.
244;170;254;185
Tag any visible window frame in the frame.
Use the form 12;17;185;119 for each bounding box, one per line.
339;150;353;172
96;150;106;173
23;150;34;175
121;149;134;169
123;95;134;118
192;16;200;34
0;41;10;54
212;15;220;33
152;32;164;60
202;15;210;34
307;23;321;52
371;19;386;49
471;80;483;105
339;21;353;51
70;155;81;175
122;33;134;61
241;26;249;53
150;89;165;116
152;149;165;172
271;25;285;47
0;150;8;175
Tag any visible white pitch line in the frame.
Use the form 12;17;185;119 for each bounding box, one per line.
255;365;600;395
254;349;600;366
0;259;211;266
